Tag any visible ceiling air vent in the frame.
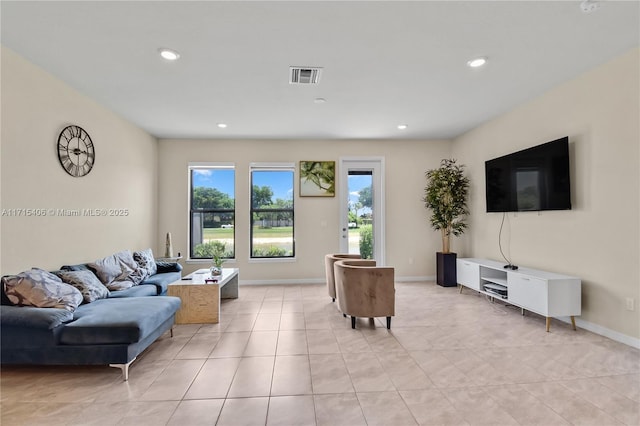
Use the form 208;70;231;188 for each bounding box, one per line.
289;67;322;84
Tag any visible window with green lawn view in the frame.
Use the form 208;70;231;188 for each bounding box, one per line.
189;164;235;260
250;164;295;258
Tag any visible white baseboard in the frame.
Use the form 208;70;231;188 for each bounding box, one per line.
239;276;435;286
558;316;640;349
396;275;435;282
240;278;325;285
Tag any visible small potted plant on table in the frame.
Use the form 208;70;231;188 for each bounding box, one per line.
210;244;226;276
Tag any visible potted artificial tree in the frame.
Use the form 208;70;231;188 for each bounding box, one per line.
423;159;470;287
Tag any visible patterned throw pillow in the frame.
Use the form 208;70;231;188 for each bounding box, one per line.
53;270;110;303
89;250;147;288
2;268;82;312
88;254;123;285
105;279;134;291
113;250;147;285
134;248;157;276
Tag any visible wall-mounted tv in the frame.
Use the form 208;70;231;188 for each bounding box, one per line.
485;136;571;212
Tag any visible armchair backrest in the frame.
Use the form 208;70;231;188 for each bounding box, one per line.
324;254;361;299
333;259;395;318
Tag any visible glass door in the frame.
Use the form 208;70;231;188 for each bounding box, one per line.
339;158;385;264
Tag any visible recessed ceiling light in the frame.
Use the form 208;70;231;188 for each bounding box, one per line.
467;57;487;68
580;0;600;13
158;48;180;61
217;123;227;129
397;124;408;130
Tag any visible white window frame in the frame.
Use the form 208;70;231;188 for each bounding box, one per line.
249;162;296;262
187;162;236;263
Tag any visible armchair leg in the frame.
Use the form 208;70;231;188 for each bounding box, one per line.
351;316;356;329
343;313;346;318
386;317;391;329
332;297;335;302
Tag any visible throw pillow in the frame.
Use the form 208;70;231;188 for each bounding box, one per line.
1;276;14;305
156;261;183;273
112;250;146;285
88;250;147;286
88;254;123;285
106;279;134;291
2;268;83;312
53;270;110;303
60;264;91;272
134;248;157;276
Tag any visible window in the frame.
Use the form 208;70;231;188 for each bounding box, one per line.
250;163;295;258
189;164;235;260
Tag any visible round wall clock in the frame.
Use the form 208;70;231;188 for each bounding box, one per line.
57;125;95;177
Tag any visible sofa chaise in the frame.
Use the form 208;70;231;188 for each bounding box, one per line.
0;249;183;380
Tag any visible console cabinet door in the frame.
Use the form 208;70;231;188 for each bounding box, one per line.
508;273;548;316
457;260;480;290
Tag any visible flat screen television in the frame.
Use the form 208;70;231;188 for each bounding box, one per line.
485;136;571;212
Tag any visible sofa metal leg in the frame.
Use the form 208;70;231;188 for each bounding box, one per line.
170;327;174;338
386;317;391;329
351;316;356;329
109;357;136;381
332;297;335;302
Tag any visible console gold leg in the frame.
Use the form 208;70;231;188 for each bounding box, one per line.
570;316;576;331
546;317;551;332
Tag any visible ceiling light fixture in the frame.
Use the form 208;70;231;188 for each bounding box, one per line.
158;48;180;61
314;98;327;104
580;0;600;13
467;57;487;68
217;123;227;128
397;124;408;130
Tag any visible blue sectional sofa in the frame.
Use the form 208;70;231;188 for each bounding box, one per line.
0;259;183;380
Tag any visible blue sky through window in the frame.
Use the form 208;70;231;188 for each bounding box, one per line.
192;169;235;198
348;174;372;214
252;170;293;201
193;169;370;205
348;175;371;200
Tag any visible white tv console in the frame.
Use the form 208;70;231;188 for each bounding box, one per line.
456;258;581;332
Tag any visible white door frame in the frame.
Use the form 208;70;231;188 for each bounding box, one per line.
338;157;386;265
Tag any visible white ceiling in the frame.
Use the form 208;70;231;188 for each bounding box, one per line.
2;1;638;140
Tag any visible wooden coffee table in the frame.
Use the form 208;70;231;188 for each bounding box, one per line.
168;268;239;324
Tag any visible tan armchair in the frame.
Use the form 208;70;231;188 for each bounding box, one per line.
324;253;361;302
333;259;395;329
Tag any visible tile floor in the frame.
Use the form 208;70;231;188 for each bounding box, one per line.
1;282;639;425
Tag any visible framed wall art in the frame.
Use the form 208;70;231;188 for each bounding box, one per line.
299;161;335;197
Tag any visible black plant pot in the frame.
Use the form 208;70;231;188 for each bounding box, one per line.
436;252;457;287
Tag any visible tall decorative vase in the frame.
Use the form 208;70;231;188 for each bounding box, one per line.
165;232;173;258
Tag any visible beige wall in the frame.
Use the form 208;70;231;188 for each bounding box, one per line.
0;47;159;273
452;48;640;341
158;139;451;281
